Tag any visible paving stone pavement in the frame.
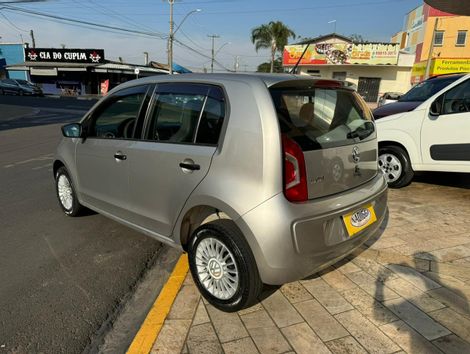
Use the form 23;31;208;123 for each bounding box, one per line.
151;179;470;354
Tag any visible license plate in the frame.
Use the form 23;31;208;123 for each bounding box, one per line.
342;205;377;237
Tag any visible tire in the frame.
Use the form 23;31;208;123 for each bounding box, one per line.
188;219;263;312
55;166;84;216
379;145;414;188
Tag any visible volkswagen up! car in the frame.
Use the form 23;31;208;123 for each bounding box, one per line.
54;74;388;312
377;73;470;188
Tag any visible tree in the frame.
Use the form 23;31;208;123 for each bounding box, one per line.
257;57;283;73
251;21;296;73
350;33;366;43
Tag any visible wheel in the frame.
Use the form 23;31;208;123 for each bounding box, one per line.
379;145;414;188
55;166;84;216
188;219;263;312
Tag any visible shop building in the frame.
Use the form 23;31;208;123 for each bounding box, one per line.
283;34;414;103
0;43;28;80
391;2;470;83
6;47;170;95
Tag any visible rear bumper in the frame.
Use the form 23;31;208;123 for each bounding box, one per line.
237;173;388;285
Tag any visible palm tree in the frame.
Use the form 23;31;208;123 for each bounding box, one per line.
251;21;296;73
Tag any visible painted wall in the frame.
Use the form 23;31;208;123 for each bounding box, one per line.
0;43;27;79
419;15;470;61
402;5;426;54
297;65;412;100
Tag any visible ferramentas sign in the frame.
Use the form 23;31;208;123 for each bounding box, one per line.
25;48;105;64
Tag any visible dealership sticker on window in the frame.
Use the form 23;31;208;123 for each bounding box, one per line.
342;205;377;237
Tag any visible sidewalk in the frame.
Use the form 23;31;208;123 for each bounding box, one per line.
147;179;470;354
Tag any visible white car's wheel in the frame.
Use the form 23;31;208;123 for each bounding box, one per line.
379;146;414;188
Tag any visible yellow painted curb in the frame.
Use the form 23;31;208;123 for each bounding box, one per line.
127;254;189;354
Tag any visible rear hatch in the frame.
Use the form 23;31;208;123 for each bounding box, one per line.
270;80;378;200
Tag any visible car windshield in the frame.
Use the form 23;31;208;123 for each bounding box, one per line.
16;80;34;87
398;76;461;102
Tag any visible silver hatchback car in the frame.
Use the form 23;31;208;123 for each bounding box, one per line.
54;74;388;312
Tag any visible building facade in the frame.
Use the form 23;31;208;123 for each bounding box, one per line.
282;34;413;103
6;47;169;95
391;2;470;83
0;43;28;80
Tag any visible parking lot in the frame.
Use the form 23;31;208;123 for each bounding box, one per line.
147;177;470;354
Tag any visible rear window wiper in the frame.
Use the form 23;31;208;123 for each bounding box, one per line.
346;122;374;140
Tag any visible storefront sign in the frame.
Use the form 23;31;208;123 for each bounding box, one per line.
25;48;105;64
283;43;400;66
412;58;470;82
100;79;110;95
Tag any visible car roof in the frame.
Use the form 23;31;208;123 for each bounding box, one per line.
427;73;468;81
108;73;345;96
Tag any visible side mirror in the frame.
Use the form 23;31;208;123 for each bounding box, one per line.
430;99;442;117
61;123;82;138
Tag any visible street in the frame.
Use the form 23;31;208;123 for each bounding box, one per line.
0;96;163;353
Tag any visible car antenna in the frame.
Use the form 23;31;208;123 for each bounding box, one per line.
290;43;310;75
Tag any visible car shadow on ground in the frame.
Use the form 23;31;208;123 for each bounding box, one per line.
258;208;390;301
374;253;470;349
413;171;470;189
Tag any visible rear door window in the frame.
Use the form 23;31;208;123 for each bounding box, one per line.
146;83;226;145
270;85;374;151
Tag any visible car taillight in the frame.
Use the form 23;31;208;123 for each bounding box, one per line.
282;135;308;202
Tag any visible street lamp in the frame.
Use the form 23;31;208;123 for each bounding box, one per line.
209;38;230;73
328;20;337;34
167;1;201;75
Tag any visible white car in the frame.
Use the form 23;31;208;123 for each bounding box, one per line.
377;73;470;188
377;92;403;107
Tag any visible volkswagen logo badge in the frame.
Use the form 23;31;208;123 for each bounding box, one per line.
352;146;360;163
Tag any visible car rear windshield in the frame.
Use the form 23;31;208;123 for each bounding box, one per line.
270;84;374;151
398;76;461;102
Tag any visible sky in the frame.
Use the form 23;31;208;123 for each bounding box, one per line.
0;0;422;71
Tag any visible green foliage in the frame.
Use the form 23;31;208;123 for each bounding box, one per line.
257;57;283;73
350;33;366;43
251;21;296;73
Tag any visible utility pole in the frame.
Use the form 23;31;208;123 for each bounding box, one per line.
208;34;220;73
30;29;36;48
424;17;439;80
167;0;175;75
234;56;240;72
144;51;149;65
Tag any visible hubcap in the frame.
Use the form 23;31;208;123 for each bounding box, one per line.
195;237;239;300
57;175;73;210
378;153;402;183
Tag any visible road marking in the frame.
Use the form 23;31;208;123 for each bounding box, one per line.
127;254;189;354
3;154;53;169
32;163;53;171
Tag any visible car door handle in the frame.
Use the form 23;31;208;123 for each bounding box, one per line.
114;152;127;161
179;162;200;171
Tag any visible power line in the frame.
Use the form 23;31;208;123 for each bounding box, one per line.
86;0;406;16
84;0;158;34
1;4;168;39
173;38;233;72
0;10;28;31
